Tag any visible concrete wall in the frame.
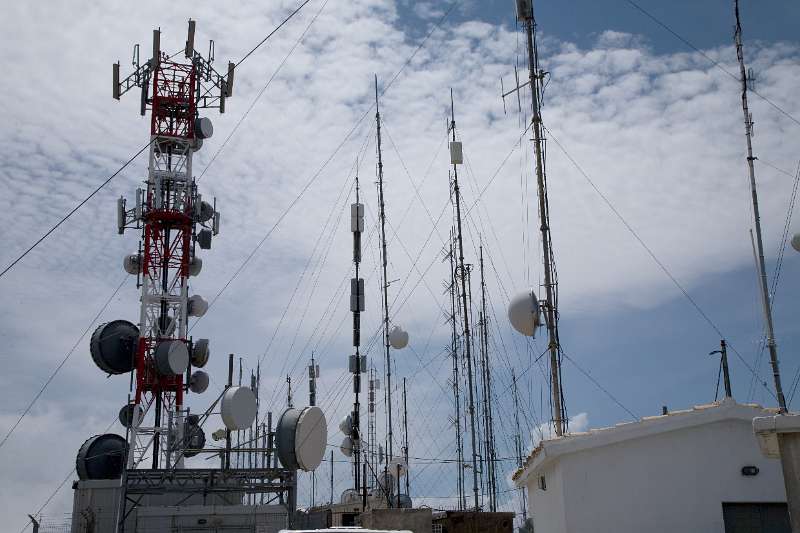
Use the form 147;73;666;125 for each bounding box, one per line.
525;418;786;533
432;511;514;533
362;508;432;533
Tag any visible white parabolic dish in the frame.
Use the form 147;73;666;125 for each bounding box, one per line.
508;289;541;337
221;386;257;430
295;406;327;471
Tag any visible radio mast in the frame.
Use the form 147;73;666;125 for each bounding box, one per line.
509;0;566;435
448;90;480;510
734;0;787;412
112;20;233;468
447;232;466;509
350;167;366;489
375;75;395;460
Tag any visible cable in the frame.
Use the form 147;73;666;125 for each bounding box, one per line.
235;0;314;67
197;0;329;183
0;141;152;281
0;275;129;453
194;1;459;325
625;0;800;129
543;124;778;402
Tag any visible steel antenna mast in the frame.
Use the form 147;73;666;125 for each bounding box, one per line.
478;243;497;511
375;75;396;460
734;0;787;412
517;0;566;435
350;163;366;490
512;370;528;522
448;232;466;510
448;89;480;510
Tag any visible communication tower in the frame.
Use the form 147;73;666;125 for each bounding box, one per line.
108;20;233;469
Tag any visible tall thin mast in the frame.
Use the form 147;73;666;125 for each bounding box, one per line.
479;243;497;511
519;0;565;435
449;90;480;510
402;378;410;497
734;0;787;412
512;370;527;522
448;233;466;510
351;165;365;489
375;75;395;458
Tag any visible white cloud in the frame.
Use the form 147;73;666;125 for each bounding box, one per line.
0;0;798;528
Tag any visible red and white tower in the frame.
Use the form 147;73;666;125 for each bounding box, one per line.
109;21;235;469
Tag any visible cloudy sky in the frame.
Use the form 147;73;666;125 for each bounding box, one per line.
1;0;799;529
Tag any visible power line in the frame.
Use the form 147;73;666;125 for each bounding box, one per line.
543;124;778;403
0;141;152;281
0;275;129;453
624;0;800;129
236;0;314;67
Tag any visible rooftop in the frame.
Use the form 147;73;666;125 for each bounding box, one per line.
512;398;781;486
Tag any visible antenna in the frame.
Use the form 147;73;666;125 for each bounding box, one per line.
308;355;318;406
349;160;366;491
375;75;395;464
505;0;567;436
448;89;480;510
478;242;498;511
512;370;528;522
734;0;787;412
710;339;733;400
287;375;293;408
446;231;466;510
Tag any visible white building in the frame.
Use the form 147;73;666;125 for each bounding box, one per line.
513;399;790;533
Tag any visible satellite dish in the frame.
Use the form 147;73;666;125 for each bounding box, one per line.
118;403;143;428
389;326;409;349
76;434;127;480
221;386;257;430
340;488;360;504
190;370;209;393
340;436;353;457
182;420;206;458
123;254;142;275
154;340;189;376
187;295;209;317
191;339;210;367
339;414;352;434
195;117;214;139
508;289;541;337
192;137;204;152
189;256;203;277
276;406;327;471
90;320;139;375
388;457;408;477
792;233;800;253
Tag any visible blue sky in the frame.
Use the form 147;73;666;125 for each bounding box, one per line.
400;0;800;54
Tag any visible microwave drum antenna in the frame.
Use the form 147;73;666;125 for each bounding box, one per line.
276;406;327;471
90;320;139;375
76;434;127;480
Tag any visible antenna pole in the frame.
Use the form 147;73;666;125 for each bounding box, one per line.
449;90;480;510
478;243;497;511
734;0;787;412
402;378;410;497
512;370;528;521
448;232;466;510
368;367;378;489
520;0;565;435
375;75;395;459
351;164;365;491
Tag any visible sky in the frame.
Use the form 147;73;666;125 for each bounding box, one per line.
0;0;799;530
